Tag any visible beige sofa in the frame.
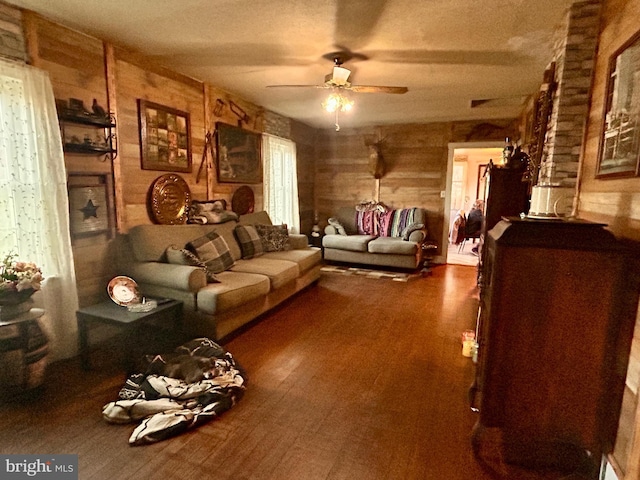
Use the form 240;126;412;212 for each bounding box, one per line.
115;211;322;340
323;206;427;270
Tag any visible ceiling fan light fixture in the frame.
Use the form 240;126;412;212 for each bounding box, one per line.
322;92;354;113
332;66;351;86
322;91;354;132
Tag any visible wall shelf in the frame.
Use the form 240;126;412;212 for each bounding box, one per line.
58;112;117;160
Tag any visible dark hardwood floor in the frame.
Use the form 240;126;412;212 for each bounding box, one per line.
0;265;580;479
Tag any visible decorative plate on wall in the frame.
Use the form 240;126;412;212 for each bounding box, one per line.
149;174;191;224
231;185;255;215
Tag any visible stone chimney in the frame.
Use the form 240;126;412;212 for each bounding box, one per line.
539;0;602;187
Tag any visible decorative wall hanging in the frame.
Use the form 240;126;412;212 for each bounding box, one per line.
196;131;214;184
138;100;192;173
68;174;112;238
526;63;556;186
229;101;250;126
216;122;262;184
213;99;225;117
597;30;640;178
148;174;192;224
231;185;255;215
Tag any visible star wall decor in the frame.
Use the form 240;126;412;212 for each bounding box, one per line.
68;183;110;238
79;199;99;219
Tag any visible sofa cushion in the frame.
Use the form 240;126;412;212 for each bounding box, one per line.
255;224;289;252
127;222;243;263
129;224;212;262
402;223;425;241
196;271;270;315
367;236;419;255
239;211;272;225
322;234;376;252
234;224;264;259
287;234;309;250
165;245;220;283
262;248;322;273
186;231;235;274
230;257;299;289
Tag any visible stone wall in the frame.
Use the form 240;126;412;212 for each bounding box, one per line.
540;0;602;186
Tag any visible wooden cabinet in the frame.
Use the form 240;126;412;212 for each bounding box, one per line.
483;166;530;234
477;165;529;285
472;217;639;475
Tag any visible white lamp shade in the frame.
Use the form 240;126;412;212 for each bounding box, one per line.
332;66;351;85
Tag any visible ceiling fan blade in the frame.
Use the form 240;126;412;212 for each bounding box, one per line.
334;0;388;51
349;85;408;94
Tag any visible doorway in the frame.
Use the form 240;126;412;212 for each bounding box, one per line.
443;142;503;266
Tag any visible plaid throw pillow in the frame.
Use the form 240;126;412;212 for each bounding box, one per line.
234;224;264;259
255;223;289;252
185;231;235;274
165;245;220;283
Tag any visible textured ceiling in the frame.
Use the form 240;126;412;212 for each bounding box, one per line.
5;0;576;130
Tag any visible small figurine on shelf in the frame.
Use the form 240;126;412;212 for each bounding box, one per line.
92;99;107;119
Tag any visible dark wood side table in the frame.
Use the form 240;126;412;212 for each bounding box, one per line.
77;299;183;372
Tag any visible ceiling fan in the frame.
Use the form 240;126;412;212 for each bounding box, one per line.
267;54;408;130
267;56;408;95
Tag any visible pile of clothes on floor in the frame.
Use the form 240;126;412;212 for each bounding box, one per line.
102;338;246;445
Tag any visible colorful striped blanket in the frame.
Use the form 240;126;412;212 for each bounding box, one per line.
356;207;420;237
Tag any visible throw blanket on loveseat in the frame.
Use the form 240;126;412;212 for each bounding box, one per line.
102;338;246;445
357;206;419;237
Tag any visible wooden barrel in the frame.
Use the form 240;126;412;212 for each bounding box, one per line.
0;315;48;391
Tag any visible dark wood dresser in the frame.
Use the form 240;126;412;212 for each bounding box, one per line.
472;217;640;476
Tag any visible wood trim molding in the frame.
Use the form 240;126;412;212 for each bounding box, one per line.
104;42;124;233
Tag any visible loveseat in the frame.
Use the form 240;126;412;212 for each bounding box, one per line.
115;211;322;340
322;205;427;270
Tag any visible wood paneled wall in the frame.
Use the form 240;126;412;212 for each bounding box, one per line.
0;2;25;61
575;0;640;477
16;11;316;305
22;13;114;306
112;48;206;230
315;120;516;256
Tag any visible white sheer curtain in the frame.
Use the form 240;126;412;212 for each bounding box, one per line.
262;134;300;233
0;58;79;360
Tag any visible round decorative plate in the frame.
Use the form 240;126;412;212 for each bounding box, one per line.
107;276;141;306
231;185;255;215
149;174;191;224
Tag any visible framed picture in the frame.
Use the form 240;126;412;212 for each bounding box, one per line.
216;122;262;183
597;31;640;178
67;173;115;239
138;100;191;173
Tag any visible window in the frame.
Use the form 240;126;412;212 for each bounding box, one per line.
262;134;299;233
0;59;79;360
451;163;467;211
